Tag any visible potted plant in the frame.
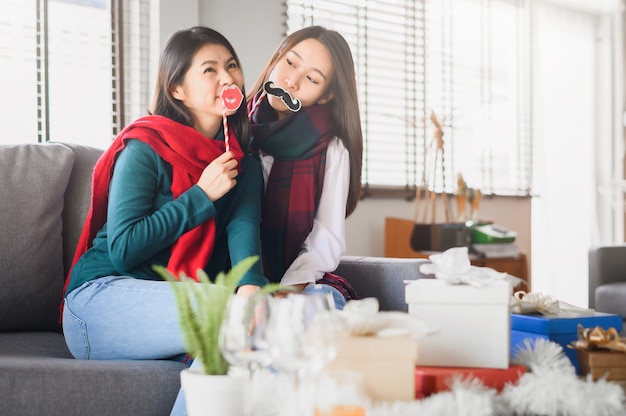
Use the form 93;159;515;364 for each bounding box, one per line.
153;255;278;416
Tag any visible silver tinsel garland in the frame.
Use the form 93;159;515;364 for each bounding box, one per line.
367;338;626;416
247;338;626;415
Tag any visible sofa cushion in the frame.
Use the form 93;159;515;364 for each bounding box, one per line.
0;332;74;358
0;143;75;332
595;282;626;319
335;256;431;311
0;355;185;416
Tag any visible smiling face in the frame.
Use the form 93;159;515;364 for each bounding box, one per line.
268;38;334;119
172;43;244;137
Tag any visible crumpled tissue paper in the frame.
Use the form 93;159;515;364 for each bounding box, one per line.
419;246;522;288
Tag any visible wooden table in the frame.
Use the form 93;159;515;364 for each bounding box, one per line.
384;217;530;291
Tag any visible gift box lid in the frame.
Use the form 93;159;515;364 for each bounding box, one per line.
405;278;511;305
510;312;623;334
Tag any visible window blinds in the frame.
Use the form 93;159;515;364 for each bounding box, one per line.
285;0;533;197
46;0;114;148
0;0;155;148
119;0;158;130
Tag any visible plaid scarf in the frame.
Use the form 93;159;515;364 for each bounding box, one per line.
249;95;357;301
63;115;243;296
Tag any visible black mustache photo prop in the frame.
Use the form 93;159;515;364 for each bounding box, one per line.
263;80;302;112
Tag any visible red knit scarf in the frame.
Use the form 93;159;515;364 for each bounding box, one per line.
63;115;243;295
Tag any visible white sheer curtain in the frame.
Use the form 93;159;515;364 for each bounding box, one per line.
0;0;113;147
0;0;159;147
530;1;622;307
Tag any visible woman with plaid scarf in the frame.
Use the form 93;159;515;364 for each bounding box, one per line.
246;26;363;309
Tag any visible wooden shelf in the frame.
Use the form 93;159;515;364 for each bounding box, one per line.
385;217;530;292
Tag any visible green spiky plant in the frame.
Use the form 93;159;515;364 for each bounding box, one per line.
153;255;283;376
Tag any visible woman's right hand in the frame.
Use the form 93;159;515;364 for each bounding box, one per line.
197;151;239;201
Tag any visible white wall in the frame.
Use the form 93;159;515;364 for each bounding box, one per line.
158;0;200;46
155;0;283;82
198;0;284;88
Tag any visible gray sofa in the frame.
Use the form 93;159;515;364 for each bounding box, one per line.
588;244;626;329
0;142;429;416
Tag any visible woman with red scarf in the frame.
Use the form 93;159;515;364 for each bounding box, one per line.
62;27;267;365
247;26;364;309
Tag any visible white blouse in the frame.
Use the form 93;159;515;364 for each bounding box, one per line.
258;137;349;286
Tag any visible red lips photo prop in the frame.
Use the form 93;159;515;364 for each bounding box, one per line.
220;85;244;111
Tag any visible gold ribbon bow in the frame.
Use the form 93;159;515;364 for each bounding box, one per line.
570;325;626;353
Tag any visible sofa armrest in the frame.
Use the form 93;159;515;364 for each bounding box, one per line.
334;256;431;312
588;244;626;308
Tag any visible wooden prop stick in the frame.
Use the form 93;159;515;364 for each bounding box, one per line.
414;111;451;224
429;111;451;223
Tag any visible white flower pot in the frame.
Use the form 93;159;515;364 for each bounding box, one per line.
180;368;246;416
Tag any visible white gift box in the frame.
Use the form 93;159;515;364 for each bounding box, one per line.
406;278;511;369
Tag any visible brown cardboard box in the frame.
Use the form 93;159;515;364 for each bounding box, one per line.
326;335;419;401
577;349;626;380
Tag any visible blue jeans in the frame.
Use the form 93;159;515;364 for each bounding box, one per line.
63;278;345;359
302;283;347;310
63;275;190;360
63;276;346;416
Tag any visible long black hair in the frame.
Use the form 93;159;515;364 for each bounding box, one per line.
150;26;251;149
248;26;363;216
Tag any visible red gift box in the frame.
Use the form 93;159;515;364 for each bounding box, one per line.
415;364;526;398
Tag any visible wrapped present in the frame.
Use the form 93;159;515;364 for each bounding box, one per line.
577;349;626;380
570;325;626;380
406;279;511;368
327;335;419;401
510;312;623;374
414;364;526;398
405;248;517;369
324;298;429;401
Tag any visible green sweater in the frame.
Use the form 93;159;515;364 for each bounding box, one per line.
66;139;268;294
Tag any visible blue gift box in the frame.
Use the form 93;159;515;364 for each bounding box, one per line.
510;312;623;374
